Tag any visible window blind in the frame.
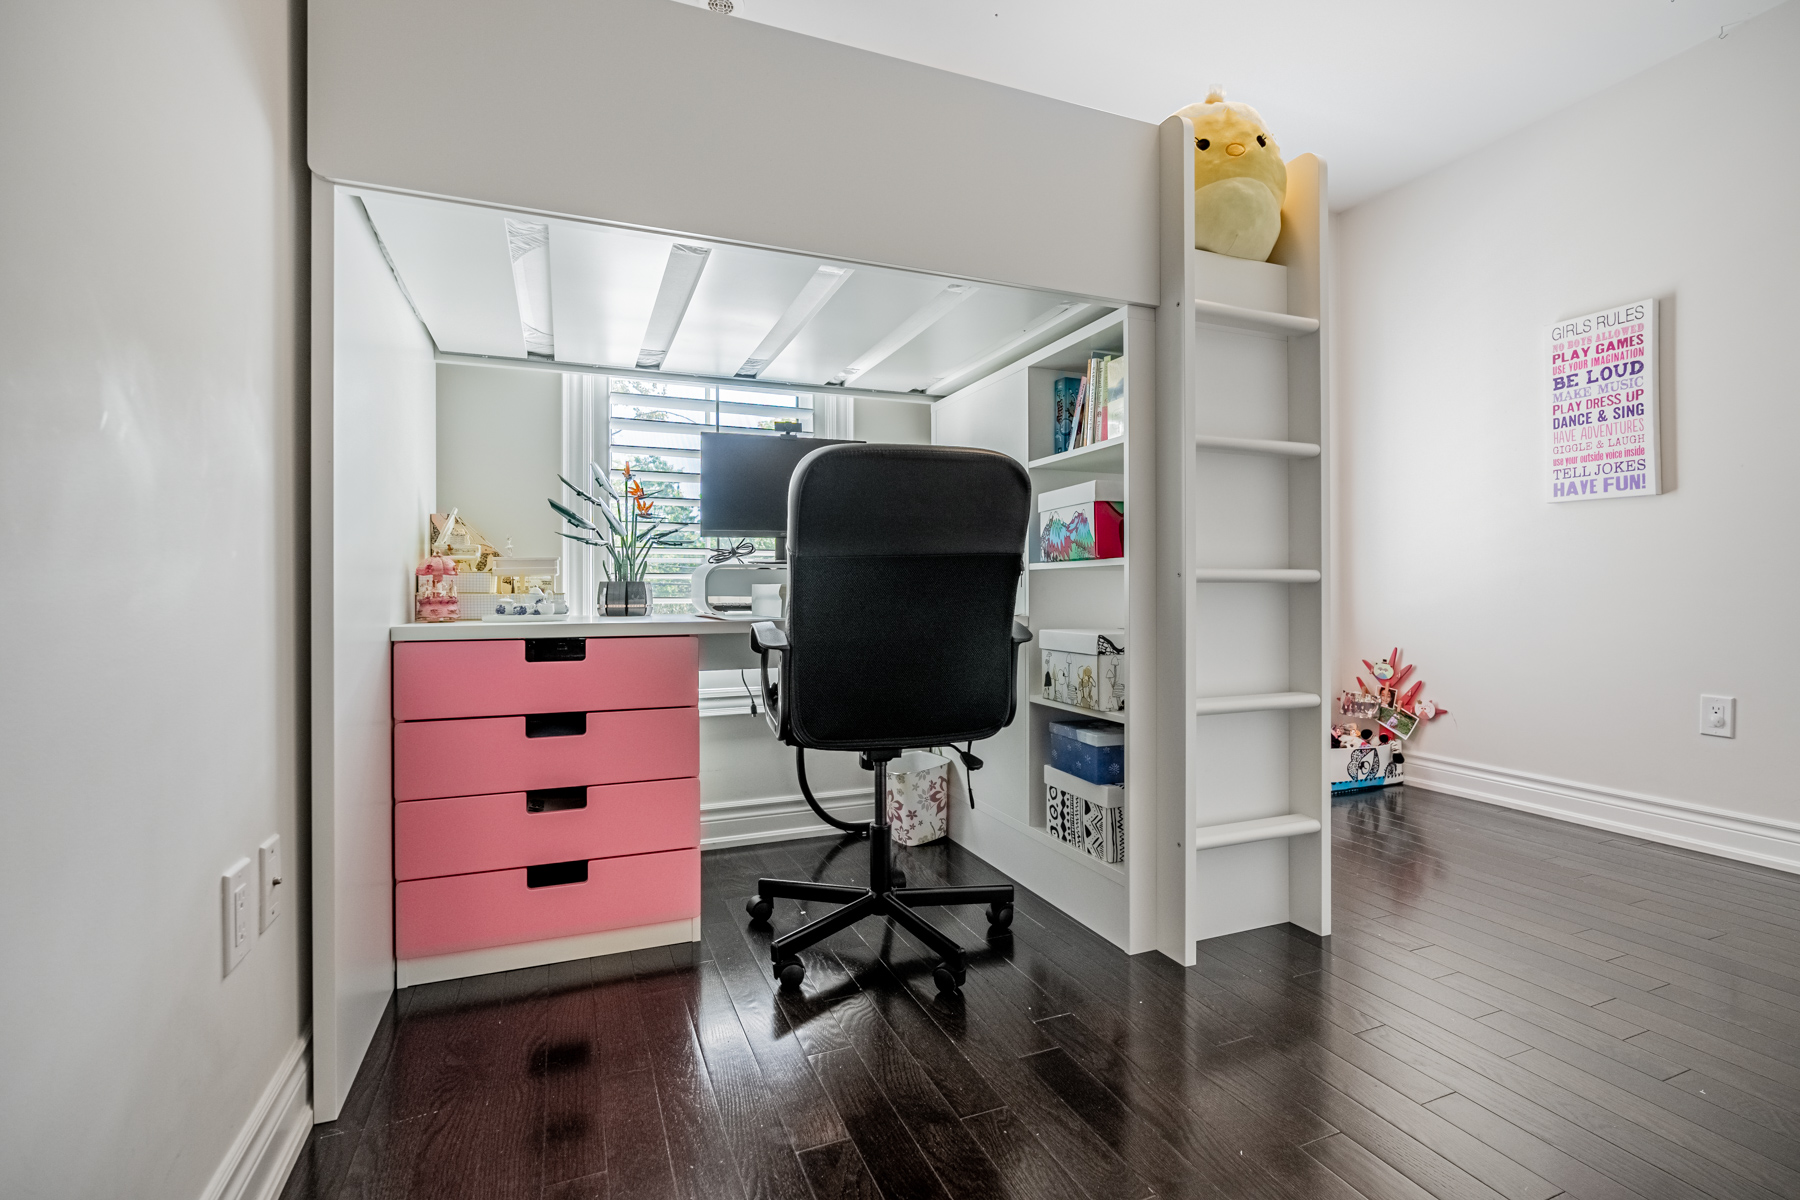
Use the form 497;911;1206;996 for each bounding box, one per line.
606;379;812;613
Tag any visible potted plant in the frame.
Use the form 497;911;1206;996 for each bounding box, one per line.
549;462;682;616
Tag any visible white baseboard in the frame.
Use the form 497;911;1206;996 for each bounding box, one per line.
397;917;702;987
201;1034;312;1200
701;787;874;849
1405;752;1800;876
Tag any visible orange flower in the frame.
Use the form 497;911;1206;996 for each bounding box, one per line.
635;498;652;516
627;478;644;498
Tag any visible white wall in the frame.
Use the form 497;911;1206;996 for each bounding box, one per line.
312;187;438;1120
0;0;310;1196
308;0;1156;304
437;364;563;558
1333;0;1800;865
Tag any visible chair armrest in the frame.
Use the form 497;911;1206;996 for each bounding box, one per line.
1011;621;1032;646
749;621;789;741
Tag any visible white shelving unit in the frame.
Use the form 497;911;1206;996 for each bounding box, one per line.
932;306;1156;953
1155;116;1332;962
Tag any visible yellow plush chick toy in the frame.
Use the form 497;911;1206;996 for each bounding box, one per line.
1174;87;1286;261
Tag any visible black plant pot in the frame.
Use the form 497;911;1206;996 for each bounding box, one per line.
599;579;649;617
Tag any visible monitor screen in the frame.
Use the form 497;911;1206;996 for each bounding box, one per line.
699;431;860;538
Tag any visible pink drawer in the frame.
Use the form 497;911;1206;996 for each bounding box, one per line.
396;848;701;959
393;636;698;721
394;706;697;802
394;777;699;881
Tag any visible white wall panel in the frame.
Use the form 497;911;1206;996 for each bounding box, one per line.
360;191;524;357
309;0;1156;304
312;186;438;1120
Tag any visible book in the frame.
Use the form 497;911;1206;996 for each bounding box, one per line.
1070;370;1090;449
1104;355;1126;440
1052;376;1081;454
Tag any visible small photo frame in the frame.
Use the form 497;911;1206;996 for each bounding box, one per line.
1341;693;1379;719
1377;705;1419;740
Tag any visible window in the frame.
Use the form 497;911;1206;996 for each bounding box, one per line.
606;379;812;613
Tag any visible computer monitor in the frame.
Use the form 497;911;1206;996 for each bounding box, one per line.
699;431;860;551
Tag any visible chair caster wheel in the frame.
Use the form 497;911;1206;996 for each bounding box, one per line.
776;958;805;990
891;869;907;890
932;962;965;994
986;903;1014;930
746;895;773;924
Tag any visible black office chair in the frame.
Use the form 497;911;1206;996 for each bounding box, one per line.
744;444;1032;994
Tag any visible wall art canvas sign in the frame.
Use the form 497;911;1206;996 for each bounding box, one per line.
1547;299;1659;502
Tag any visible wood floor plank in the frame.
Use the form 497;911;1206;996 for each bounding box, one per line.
639;987;751;1200
808;1047;953;1200
684;961;817;1200
600;1066;677;1200
959;1109;1091;1200
795;1140;882;1200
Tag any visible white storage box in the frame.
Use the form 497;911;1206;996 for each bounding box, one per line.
1045;765;1124;864
886;750;951;846
1036;480;1124;562
1329;743;1403;793
1039;629;1126;713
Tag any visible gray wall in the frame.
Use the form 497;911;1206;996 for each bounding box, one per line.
437;364;564;559
855;396;933;445
0;0;309;1193
309;0;1157;304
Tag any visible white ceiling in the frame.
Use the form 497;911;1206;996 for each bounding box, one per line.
690;0;1783;208
357;191;1101;395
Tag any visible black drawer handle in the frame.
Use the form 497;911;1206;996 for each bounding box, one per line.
526;860;589;888
526;786;588;814
525;711;587;738
525;638;587;663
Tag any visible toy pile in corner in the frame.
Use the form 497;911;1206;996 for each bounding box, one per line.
1329;648;1448;794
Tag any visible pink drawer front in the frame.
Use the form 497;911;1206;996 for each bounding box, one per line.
394;777;699;881
394;706;698;802
396;848;701;959
393;636;698;721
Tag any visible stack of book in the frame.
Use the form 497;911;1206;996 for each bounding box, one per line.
1051;354;1127;454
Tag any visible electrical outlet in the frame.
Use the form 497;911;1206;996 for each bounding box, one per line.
259;835;283;931
223;857;254;975
1700;694;1736;739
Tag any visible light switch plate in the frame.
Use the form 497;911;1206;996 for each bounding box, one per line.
1700;694;1736;738
223;857;254;975
258;835;283;932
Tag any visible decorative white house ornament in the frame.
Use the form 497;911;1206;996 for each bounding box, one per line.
1547;299;1659;502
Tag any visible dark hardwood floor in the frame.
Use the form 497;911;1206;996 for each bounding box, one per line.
282;787;1800;1200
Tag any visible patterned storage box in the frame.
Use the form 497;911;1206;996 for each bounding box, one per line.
1044;773;1084;846
1045;765;1123;862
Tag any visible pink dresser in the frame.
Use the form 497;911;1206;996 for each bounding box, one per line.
391;634;701;980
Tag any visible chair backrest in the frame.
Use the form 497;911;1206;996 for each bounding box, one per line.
780;443;1030;752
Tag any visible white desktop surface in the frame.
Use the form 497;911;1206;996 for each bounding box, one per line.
390;614;771;641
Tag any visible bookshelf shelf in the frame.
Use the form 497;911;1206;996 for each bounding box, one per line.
1030;558;1123;572
1192;568;1320;584
1194;435;1320;459
1190;298;1319;337
933;303;1152;954
1028;437;1125;473
1029;695;1126;725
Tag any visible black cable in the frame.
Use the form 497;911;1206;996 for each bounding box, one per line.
796;746;869;835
